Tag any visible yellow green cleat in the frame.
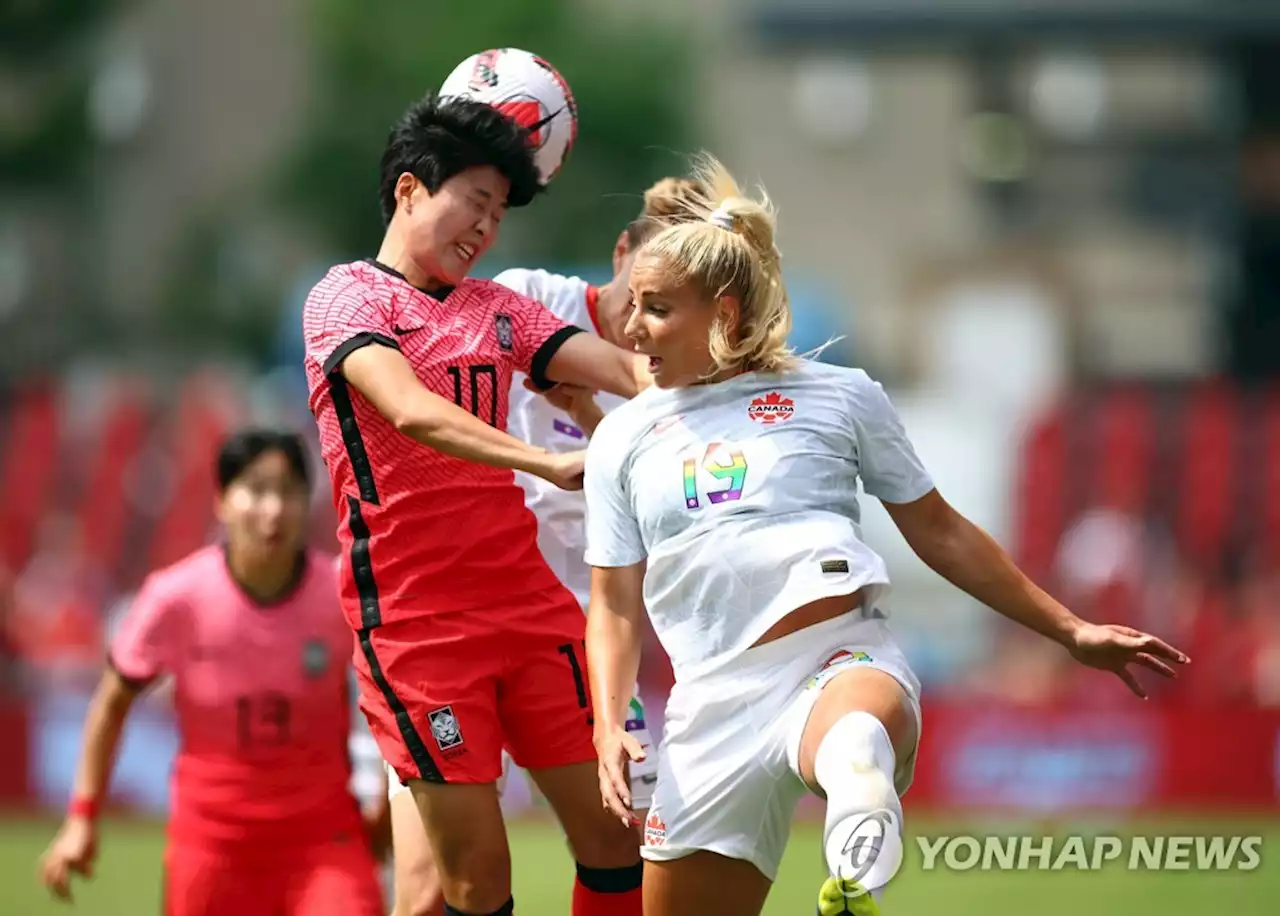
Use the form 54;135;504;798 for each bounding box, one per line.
816;875;881;915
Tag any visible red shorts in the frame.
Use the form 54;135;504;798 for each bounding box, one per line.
163;837;383;916
354;610;596;785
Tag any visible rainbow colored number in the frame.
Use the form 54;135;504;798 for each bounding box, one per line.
683;442;748;509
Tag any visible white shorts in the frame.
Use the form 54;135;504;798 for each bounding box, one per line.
386;688;658;812
640;611;922;882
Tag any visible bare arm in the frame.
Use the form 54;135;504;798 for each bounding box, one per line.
586;562;647;733
523;379;607;437
884;489;1188;695
341;344;577;486
40;668;142;899
71;668;141;806
544;333;651;400
883;489;1084;646
587;561;648;822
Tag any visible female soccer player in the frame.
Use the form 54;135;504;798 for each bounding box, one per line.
38;429;384;916
303;94;649;916
382;174;709;916
582;155;1191;916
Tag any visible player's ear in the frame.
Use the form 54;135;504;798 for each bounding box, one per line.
212;490;229;526
396;173;420;213
715;294;741;340
612;231;630;273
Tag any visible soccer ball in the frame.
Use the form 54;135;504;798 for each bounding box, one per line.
439;48;578;187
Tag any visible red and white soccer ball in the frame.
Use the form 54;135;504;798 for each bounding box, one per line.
439;48;578;187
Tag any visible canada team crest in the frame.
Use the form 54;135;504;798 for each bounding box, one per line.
748;392;795;424
644;812;667;847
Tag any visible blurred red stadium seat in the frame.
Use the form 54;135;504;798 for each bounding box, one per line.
1012;401;1068;584
1176;380;1239;571
76;381;152;584
0;382;60;573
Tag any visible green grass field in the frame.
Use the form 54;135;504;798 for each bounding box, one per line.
3;814;1276;914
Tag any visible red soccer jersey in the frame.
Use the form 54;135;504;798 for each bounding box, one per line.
302;259;585;630
109;547;363;850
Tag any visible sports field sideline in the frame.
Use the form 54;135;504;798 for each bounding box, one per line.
4;814;1275;914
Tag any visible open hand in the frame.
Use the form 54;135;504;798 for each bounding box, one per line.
595;725;646;827
1067;623;1190;699
39;816;97;901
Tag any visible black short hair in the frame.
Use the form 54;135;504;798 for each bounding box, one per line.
379;93;542;225
216;429;311;492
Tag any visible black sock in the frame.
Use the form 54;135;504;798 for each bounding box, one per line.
575;860;644;893
443;898;514;916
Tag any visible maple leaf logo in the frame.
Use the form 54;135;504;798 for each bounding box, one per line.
644;812;667;846
747;391;795;424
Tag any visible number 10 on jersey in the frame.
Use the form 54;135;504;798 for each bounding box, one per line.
683;442;748;509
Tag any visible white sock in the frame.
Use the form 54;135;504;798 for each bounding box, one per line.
814;711;904;897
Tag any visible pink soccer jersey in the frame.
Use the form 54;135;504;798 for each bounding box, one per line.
302;258;585;631
109;546;363;849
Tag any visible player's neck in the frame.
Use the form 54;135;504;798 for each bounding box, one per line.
374;236;447;293
223;544;307;606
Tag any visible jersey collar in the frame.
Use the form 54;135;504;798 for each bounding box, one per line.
221;545;310;608
366;258;454;301
586;284;602;335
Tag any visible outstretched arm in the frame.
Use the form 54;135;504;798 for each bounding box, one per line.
341;344;582;490
884;489;1189;697
543;333;651;399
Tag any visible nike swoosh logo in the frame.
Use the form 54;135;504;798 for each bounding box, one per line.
651;415;684;436
393;325;421;336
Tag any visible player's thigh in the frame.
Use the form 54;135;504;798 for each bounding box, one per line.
644;852;773;916
642;676;807;884
408;778;511;912
389;776;445;916
794;666;919;791
286;840;385;916
354;622;506;787
527;760;641;868
163;845;278;916
498;633;595;773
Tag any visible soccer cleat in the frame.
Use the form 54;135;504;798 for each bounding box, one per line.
816;875;881;916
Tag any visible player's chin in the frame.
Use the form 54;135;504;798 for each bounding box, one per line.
438;250;479;285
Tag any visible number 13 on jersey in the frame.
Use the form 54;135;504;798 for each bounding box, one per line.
683;442;748;509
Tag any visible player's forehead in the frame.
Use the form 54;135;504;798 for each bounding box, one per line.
229;450;304;488
628;252;690;301
445;165;511;207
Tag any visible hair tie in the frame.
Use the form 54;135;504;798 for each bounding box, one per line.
707;206;735;231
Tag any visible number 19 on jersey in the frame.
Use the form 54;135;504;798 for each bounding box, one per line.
682;442;748;510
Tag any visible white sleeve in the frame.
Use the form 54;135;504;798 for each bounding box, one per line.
493;268;539;299
850;372;935;504
583;417;646;567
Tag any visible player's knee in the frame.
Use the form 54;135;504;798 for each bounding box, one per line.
431;843;511;913
815;711;900;816
566;815;643;868
392;874;444;916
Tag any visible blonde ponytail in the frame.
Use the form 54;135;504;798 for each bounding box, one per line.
639;153;797;375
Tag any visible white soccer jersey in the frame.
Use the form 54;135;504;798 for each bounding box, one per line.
583;361;935;683
495;268;627;608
